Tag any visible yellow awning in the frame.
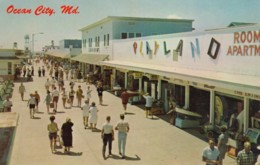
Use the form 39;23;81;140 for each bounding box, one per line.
71;54;109;65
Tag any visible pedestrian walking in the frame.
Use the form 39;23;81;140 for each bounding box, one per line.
51;77;56;90
27;94;36;119
202;139;220;165
89;102;98;130
65;69;69;80
86;86;92;101
76;85;83;107
49;67;53;77
38;67;42;77
68;87;75;108
115;114;130;159
58;77;64;91
18;83;26;101
23;66;26;77
61;88;67;109
120;90;129;114
31;66;34;76
61;117;74;154
3;96;13;112
42;66;46;76
101;116;114;159
217;125;229;165
82;100;90;129
69;81;75;89
97;84;104;105
52;87;59;112
34;91;40;111
44;90;52;114
237;141;254;165
143;93;154;118
45;78;51;91
47;115;59;153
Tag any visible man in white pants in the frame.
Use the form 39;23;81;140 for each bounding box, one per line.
115;114;129;159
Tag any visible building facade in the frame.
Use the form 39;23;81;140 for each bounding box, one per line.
101;24;260;154
75;16;194;88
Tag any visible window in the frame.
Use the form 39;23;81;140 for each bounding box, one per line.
8;62;12;75
129;33;134;38
107;34;109;46
121;33;127;39
95;37;97;47
97;36;100;47
88;38;92;47
104;35;106;46
136;33;141;38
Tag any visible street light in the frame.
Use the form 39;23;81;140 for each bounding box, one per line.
31;32;44;58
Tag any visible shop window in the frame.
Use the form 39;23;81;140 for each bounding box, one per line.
8;62;12;75
104;35;106;46
249;99;260;129
107;34;109;46
136;33;141;38
121;33;127;39
97;36;100;47
129;33;134;38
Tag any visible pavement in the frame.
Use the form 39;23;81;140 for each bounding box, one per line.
2;61;237;165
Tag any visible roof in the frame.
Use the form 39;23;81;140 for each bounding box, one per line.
228;22;256;27
100;60;260;93
79;16;194;31
71;54;109;65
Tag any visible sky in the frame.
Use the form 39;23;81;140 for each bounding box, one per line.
0;0;260;51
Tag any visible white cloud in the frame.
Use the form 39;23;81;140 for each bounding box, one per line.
167;14;183;19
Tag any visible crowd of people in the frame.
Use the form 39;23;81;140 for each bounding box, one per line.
9;56;260;163
15;57;131;160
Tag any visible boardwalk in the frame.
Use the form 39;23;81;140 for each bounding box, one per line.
7;61;236;165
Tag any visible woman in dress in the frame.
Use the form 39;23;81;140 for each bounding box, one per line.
86;86;92;101
34;91;40;111
61;117;74;153
96;84;103;105
18;83;26;101
47;116;59;153
88;102;98;130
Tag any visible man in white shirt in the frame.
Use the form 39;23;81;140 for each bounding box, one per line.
115;114;129;159
27;94;36;119
101;116;114;159
202;139;220;165
52;87;59;112
143;93;153;118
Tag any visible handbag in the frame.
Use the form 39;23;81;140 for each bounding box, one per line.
50;102;54;108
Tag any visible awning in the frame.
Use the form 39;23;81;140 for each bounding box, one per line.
71;54;109;65
45;51;70;59
100;60;260;93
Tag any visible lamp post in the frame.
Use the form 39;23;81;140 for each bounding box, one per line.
31;32;44;58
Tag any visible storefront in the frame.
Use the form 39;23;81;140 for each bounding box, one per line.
101;25;260;154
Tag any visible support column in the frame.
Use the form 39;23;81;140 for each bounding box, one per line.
183;85;190;109
124;72;128;89
209;90;215;125
243;97;249;134
139;77;142;100
157;79;161;100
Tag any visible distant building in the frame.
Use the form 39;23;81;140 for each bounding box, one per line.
0;49;25;80
59;39;82;49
